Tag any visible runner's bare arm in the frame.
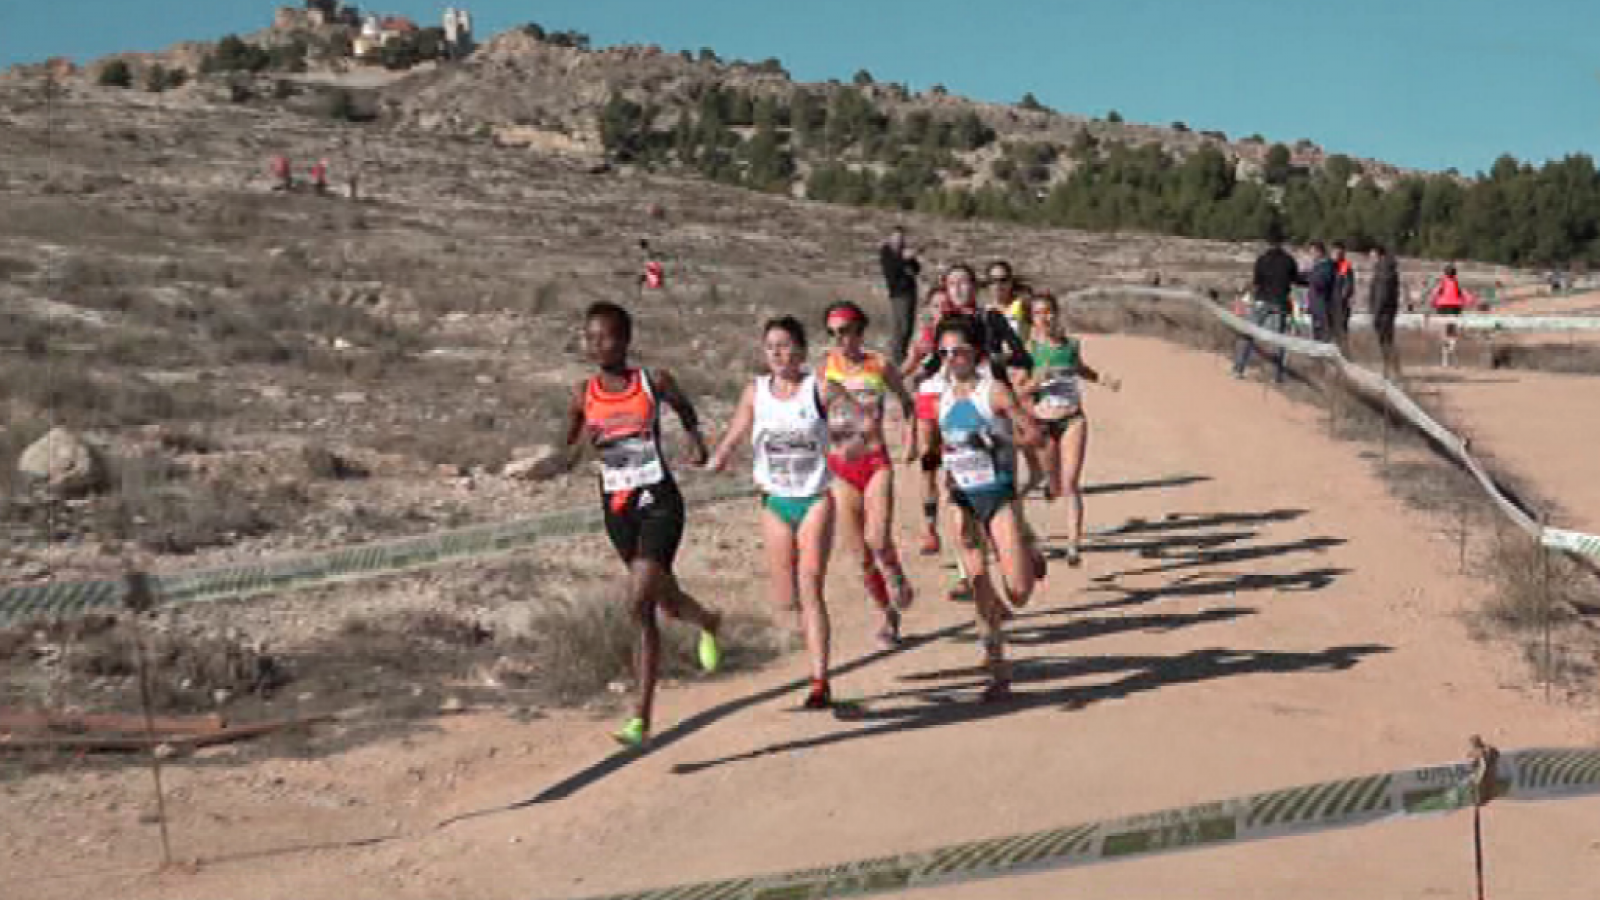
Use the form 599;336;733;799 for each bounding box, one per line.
898;343;929;381
531;382;593;478
993;381;1043;449
651;368;710;466
1078;351;1121;392
881;366;918;462
705;383;757;473
882;365;916;420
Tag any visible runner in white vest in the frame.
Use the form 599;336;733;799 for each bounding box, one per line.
708;316;837;709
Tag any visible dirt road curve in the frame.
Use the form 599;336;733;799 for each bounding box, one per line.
1418;367;1600;535
7;336;1598;900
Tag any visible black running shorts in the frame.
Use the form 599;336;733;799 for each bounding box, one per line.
601;478;686;566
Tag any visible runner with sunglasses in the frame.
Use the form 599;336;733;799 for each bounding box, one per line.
821;300;918;647
543;302;724;748
935;314;1044;701
903;270;984;597
706;316;836;709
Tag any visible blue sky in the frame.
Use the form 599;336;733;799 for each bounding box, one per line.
2;0;1594;173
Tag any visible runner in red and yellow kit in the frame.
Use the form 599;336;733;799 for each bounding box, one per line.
821;301;918;647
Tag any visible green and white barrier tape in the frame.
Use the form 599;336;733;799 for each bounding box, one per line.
1543;528;1600;561
1371;312;1600;333
565;747;1600;900
0;483;759;626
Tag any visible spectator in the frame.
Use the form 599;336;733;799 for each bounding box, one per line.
1332;241;1356;347
1232;225;1304;382
1367;244;1401;376
1304;241;1337;341
1429;264;1471;315
879;226;921;365
270;154;292;192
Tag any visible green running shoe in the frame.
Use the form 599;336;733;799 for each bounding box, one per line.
613;716;648;748
697;628;722;674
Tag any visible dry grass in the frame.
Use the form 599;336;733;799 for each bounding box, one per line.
0;614;287;713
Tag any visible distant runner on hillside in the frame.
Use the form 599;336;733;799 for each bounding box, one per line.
270;154;292;192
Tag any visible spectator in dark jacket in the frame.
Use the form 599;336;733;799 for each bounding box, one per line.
1331;241;1356;347
879;227;921;365
1368;244;1401;375
1304;241;1337;341
1232;226;1304;382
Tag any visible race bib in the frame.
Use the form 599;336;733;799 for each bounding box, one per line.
1035;370;1080;410
599;436;664;493
760;432;825;492
945;441;997;491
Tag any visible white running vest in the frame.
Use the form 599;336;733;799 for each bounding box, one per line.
752;374;831;498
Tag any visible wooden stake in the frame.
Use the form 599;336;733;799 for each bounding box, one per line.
124;568;174;867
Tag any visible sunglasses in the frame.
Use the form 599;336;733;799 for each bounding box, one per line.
939;344;974;358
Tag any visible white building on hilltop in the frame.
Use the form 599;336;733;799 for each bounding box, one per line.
443;6;475;59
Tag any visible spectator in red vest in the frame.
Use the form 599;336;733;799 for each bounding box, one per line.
1430;265;1472;315
310;159;329;195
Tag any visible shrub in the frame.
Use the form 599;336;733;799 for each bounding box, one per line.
98;60;132;89
203;35;271;74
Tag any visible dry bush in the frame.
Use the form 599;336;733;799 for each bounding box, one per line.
513;599;779;705
298;602;777;710
0;357;208;429
1481;533;1595;631
97;455;307;553
0;254;38;280
0;615;287;713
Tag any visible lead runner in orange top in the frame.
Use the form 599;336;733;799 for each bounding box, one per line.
541;301;725;749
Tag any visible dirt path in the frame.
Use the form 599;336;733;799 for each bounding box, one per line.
6;336;1598;900
1416;368;1600;534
